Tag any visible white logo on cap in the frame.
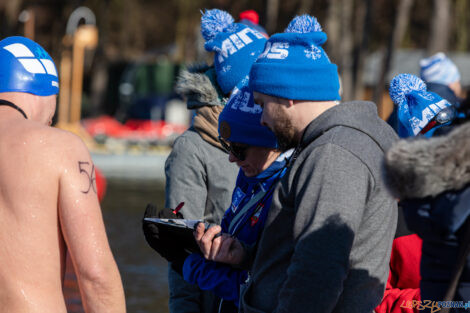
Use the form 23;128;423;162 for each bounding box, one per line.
3;43;58;77
258;42;289;60
304;44;322;60
217;27;265;63
408;99;450;135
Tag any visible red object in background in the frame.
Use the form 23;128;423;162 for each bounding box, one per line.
82;115;132;138
240;10;259;25
82;115;186;141
375;234;422;313
95;167;107;202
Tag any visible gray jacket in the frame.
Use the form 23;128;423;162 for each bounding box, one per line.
240;101;398;313
165;128;238;223
166;65;238;313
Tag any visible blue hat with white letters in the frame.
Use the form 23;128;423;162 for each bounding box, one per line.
201;9;267;94
250;15;340;101
0;36;59;96
218;76;277;148
389;73;453;138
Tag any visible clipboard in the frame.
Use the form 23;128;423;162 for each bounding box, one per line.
144;218;207;254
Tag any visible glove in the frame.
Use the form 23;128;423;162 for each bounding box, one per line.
142;203;189;267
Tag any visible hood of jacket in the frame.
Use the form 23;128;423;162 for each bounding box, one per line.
385;121;470;199
301;101;397;154
174;64;225;109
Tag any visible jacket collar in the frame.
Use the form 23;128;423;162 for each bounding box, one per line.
385;121;470;199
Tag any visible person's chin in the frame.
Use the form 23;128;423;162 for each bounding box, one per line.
241;167;254;177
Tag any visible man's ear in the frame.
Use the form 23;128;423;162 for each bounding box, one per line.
288;99;295;107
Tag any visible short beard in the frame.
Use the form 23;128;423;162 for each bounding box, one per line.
272;115;297;152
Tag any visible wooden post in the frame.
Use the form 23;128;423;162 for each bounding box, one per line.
58;36;73;125
70;25;98;124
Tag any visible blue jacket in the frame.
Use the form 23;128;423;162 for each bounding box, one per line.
183;151;291;304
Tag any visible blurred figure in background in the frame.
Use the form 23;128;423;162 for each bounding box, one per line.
143;8;267;313
376;73;451;313
0;36;125;313
164;63;237;313
385;117;470;311
238;10;269;38
420;52;465;104
389;73;456;138
377;73;468;313
387;52;465;133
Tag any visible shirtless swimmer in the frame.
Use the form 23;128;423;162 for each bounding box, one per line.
0;36;126;313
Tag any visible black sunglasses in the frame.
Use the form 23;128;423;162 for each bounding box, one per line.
218;136;249;161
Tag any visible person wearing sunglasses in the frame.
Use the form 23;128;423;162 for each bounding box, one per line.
142;8;270;313
181;77;293;312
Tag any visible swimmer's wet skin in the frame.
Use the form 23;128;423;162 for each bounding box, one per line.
0;36;126;313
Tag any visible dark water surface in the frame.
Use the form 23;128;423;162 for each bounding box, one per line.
65;178;170;313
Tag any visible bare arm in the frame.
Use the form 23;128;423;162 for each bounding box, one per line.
58;134;126;313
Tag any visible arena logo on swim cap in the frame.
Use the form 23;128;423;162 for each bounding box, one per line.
3;43;58;77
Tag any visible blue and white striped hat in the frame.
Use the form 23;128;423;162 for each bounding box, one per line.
420;52;460;86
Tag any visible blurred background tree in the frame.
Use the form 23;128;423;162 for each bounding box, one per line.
1;0;470;119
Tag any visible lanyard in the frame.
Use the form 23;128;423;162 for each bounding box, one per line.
228;186;267;234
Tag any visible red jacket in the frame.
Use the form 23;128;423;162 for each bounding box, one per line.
375;234;422;313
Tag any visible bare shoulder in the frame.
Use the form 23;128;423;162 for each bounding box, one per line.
20;123;93;168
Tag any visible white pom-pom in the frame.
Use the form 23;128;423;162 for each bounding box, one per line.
201;9;235;41
389;73;427;105
285;14;322;33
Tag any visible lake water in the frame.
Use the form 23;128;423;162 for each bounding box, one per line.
65;178;170;313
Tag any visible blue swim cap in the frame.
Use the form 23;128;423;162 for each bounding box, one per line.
0;36;59;96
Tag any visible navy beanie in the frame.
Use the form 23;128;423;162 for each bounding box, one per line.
249;15;340;101
201;9;267;95
218;76;277;148
389;73;452;138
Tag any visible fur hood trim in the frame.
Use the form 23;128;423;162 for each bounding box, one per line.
384;121;470;199
174;65;222;108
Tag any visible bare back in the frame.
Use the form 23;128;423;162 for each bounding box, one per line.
0;115;125;313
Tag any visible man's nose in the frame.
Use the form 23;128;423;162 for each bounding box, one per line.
260;111;267;127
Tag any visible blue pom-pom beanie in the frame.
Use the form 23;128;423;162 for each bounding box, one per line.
218;76;277;148
249;15;340;101
201;9;267;95
389;73;452;138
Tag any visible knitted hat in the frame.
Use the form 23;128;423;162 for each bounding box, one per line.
420;52;460;85
389;73;452;138
201;9;267;95
249;15;340;101
0;36;59;96
218;76;277;148
239;10;259;24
